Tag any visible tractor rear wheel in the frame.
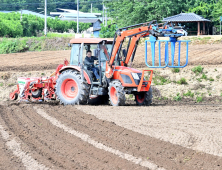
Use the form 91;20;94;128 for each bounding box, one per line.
108;80;125;106
55;70;90;105
135;87;153;106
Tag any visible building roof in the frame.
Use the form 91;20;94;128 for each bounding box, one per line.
60;13;97;18
17;10;52;18
163;13;210;22
0;10;52;18
60;18;102;23
70;38;113;44
0;11;12;13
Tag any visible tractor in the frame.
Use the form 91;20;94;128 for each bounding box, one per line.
10;21;189;106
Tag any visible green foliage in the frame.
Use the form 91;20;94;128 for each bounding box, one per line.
209;77;214;81
0;0;103;14
196;96;203;102
0;82;3;87
172;68;180;73
177;78;188;85
99;21;117;38
0;38;27;54
174;93;182;101
183;90;194;98
192;65;203;74
189;0;222;29
201;73;207;80
0;13;90;38
105;0;197;27
153;74;170;85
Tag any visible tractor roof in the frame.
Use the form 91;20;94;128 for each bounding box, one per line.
70;38;113;44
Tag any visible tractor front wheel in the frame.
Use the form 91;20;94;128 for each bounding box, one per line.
108;80;125;106
135;87;153;106
55;70;90;105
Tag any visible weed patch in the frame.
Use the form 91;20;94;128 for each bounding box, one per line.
196;96;203;102
183;90;194;98
192;65;203;74
177;78;188;85
172;68;180;73
174;93;182;101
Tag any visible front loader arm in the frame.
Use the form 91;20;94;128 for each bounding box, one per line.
105;24;152;78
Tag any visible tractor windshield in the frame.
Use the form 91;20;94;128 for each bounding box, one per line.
70;44;80;65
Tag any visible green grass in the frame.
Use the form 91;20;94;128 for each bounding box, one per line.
172;68;180;73
153;72;171;85
0;36;71;54
196;78;202;82
129;94;134;99
196;96;203;103
47;33;76;38
0;82;3;87
209;77;214;81
192;65;203;74
183;90;194;98
174;93;182;101
201;73;207;80
177;78;188;85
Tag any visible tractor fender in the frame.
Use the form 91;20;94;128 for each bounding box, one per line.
59;66;91;85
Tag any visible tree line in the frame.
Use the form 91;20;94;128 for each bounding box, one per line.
0;12;91;38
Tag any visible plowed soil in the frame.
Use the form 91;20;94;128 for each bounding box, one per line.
0;40;222;169
0;44;221;72
0;102;222;170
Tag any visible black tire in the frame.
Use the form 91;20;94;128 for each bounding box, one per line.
55;70;90;105
135;87;153;106
108;80;125;106
31;88;42;98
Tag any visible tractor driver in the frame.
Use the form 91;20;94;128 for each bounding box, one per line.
84;50;100;81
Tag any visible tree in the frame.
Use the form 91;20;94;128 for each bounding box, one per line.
99;21;117;38
105;0;196;28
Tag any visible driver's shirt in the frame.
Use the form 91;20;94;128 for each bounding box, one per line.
84;56;98;70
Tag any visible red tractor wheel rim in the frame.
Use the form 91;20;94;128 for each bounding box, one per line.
61;79;78;100
110;86;118;104
136;94;145;103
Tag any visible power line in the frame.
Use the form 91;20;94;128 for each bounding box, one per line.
0;0;115;7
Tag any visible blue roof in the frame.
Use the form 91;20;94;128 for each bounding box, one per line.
17;10;52;18
0;10;52;18
0;11;12;13
163;13;210;22
61;13;97;18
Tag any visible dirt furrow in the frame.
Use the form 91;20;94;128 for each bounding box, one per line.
42;104;222;170
0;106;26;170
1;103;147;170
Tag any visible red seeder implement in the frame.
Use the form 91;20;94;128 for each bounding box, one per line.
10;61;67;102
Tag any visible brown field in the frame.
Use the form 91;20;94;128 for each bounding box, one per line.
0;41;222;170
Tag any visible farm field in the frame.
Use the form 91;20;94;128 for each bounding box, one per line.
0;41;222;169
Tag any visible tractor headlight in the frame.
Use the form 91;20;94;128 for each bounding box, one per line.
131;73;139;80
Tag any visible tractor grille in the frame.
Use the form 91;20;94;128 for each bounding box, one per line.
135;73;148;86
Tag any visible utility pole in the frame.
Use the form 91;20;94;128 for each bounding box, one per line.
220;16;221;35
77;0;79;33
103;4;104;25
44;0;47;36
91;3;92;13
105;7;107;26
20;9;22;21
